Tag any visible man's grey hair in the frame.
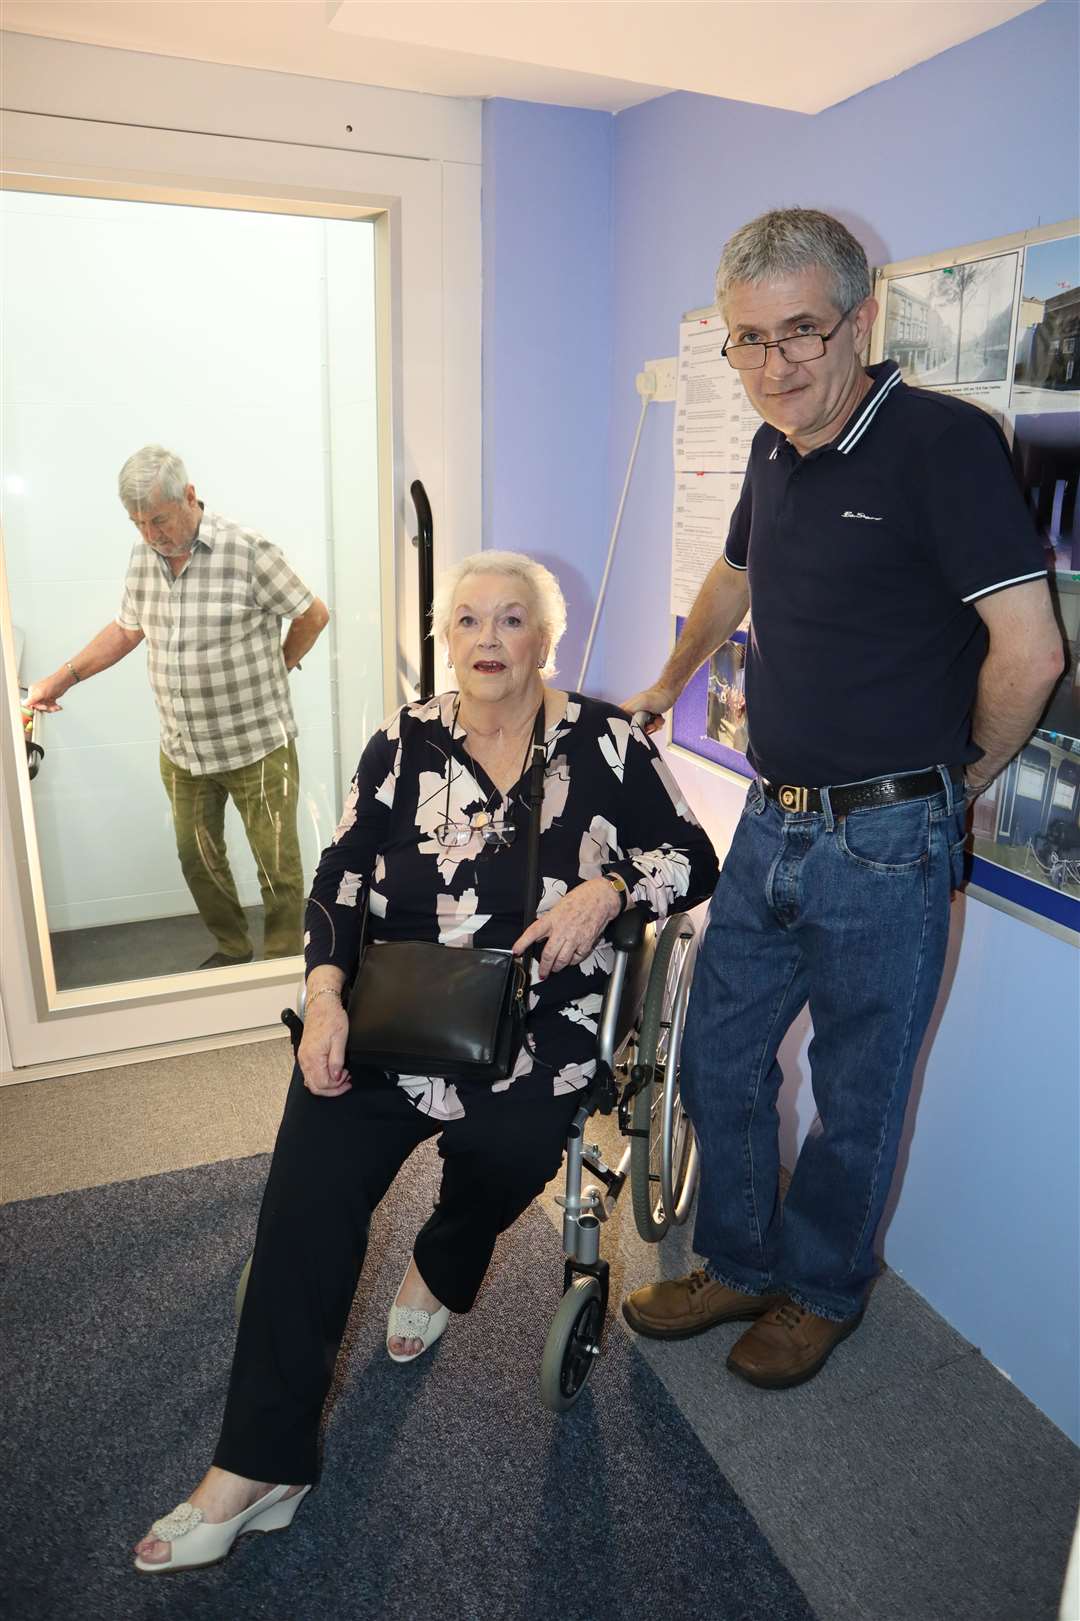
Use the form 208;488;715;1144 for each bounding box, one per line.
118;445;190;512
432;550;567;680
715;208;871;317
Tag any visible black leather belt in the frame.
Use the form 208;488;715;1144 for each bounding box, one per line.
762;768;964;818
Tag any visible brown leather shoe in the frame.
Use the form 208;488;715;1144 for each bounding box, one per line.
726;1297;864;1388
621;1270;783;1341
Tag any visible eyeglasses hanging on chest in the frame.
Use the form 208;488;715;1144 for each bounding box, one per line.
434;700;542;852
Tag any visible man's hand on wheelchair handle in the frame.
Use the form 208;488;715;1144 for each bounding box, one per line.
621;685;676;736
298;996;353;1097
513;878;622;980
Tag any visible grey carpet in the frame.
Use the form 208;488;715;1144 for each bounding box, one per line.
0;1150;815;1621
605;1200;1080;1621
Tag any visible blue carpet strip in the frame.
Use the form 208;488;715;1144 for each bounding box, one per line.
1;1151;816;1621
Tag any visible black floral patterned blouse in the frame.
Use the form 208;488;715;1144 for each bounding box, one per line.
304;692;719;1119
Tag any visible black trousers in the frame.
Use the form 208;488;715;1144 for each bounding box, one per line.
213;1062;579;1484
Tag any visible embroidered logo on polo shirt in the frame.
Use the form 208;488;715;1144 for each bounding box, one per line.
841;510;883;521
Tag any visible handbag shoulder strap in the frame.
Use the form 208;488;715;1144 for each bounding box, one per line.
521;702;547;932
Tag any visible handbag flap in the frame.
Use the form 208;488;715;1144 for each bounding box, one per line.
348;942;521;1070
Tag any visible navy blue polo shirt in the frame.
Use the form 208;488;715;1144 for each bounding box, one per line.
723;360;1049;787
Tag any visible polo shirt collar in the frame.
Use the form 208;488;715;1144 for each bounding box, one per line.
768;359;903;461
834;359;902;454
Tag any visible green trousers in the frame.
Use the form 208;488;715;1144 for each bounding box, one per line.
159;740;304;960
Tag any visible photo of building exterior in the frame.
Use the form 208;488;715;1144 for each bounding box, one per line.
883;254;1018;386
883;282;951;374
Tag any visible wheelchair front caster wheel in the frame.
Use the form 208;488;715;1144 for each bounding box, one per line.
539;1276;604;1412
235;1255;252;1324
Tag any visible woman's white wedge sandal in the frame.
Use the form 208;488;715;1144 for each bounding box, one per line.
386;1266;450;1363
133;1482;311;1573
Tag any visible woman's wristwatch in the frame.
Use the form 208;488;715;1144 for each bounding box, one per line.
602;871;630;914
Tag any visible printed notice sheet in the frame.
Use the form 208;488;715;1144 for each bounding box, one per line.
670;313;758;613
673;315;760;474
671;471;744;615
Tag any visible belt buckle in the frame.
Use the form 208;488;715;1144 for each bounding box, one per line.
777;783;809;813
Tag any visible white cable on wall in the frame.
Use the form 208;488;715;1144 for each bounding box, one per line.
577;369;658;692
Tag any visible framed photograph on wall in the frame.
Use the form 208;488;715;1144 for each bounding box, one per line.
870;219;1080;944
670;615;754;782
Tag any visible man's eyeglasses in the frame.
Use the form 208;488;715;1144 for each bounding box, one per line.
435;814;517;850
721;307;857;371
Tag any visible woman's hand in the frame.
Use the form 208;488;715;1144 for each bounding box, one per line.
298;982;352;1097
512;878;622;980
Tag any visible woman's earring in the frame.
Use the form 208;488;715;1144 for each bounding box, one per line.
447;652;454;670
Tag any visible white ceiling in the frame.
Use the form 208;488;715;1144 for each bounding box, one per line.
1;0;1045;116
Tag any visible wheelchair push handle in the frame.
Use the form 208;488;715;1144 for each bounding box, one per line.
411;479;435;703
631;708;666;738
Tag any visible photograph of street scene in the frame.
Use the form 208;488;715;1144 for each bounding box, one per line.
971;575;1080;902
883;251;1018;389
1012;234;1079;571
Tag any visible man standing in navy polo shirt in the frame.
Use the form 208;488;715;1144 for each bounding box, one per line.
622;208;1063;1388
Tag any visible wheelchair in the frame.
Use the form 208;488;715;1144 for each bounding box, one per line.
234;906;700;1414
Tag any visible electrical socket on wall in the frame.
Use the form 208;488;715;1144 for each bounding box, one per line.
636;356;677;401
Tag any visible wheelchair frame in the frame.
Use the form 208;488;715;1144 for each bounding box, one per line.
539;906;700;1411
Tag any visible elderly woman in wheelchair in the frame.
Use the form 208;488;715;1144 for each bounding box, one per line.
134;549;717;1573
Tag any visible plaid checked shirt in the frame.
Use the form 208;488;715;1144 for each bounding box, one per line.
117;509;315;775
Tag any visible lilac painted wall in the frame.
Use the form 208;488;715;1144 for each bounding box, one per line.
481;1;1080;1438
481;99;613;683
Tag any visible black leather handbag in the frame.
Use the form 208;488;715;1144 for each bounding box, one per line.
345;707;545;1084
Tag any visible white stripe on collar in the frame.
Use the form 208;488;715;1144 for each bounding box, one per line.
836;368;902;455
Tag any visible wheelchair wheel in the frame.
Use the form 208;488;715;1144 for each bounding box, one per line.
629;913;700;1243
234;1255;252;1325
539;1276;604;1412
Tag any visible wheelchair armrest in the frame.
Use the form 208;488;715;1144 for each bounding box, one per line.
281;1006;305;1056
606;904;650;954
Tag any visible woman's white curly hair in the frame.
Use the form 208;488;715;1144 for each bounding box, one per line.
432;550;567;680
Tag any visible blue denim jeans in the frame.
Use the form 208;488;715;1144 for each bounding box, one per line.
680;770;967;1321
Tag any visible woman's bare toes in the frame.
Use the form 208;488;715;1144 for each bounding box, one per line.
134;1536;171;1564
388;1335;423;1357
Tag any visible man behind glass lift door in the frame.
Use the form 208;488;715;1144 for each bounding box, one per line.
28;445;330;968
621;208;1064;1389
